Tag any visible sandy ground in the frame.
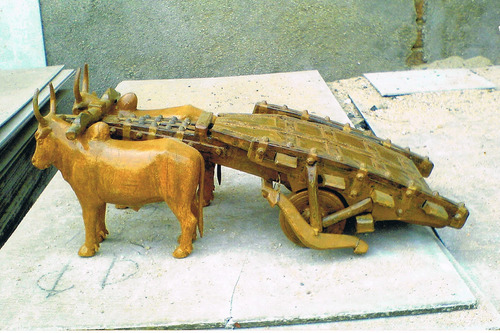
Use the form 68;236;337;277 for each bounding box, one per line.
327;63;500;317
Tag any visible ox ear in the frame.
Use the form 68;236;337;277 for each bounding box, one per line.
33;88;48;127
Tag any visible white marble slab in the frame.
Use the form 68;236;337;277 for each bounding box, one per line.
0;68;73;149
117;70;351;123
364;68;496;96
0;65;64;126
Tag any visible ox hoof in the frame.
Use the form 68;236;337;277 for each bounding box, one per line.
177;234;197;244
78;244;99;257
173;246;192;259
97;230;109;243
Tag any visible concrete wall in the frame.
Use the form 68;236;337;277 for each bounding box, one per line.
40;0;416;94
424;0;500;65
39;0;498;97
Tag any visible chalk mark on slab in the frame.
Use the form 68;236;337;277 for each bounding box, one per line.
37;262;74;298
101;256;139;289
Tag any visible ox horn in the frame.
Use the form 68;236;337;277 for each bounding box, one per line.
49;83;56;117
33;89;48;127
73;67;82;103
82;63;89;93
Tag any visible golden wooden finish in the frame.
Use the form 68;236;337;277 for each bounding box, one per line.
323;198;373;228
32;85;205;259
31;64;469;257
278;189;348;247
262;180;368;254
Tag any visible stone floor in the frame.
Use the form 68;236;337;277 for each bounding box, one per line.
0;68;499;329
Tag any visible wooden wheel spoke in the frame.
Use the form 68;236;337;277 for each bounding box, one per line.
279;189;346;247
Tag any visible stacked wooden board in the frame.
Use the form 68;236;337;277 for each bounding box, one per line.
0;66;74;247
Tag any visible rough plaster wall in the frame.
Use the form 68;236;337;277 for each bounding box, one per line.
39;0;416;96
424;0;500;65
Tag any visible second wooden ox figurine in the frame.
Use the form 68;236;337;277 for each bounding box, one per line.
31;84;205;258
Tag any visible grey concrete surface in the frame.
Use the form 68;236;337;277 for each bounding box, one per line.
424;0;500;65
37;1;500;125
39;0;417;94
38;0;499;98
0;70;488;330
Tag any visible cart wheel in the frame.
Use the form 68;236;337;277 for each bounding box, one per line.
279;189;346;247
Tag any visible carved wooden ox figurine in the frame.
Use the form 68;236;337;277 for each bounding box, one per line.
32;84;205;258
72;64;205;122
71;64;217;206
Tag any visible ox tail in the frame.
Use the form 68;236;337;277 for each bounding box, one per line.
197;153;205;238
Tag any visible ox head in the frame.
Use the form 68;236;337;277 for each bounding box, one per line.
73;64;98;114
32;84;57;170
72;64;121;115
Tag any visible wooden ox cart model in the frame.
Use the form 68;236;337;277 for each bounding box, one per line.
32;65;469;258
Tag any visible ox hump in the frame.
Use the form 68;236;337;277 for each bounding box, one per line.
116;92;138;111
86;122;111;141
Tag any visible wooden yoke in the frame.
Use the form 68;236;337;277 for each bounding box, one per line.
67;65;121;140
66;88;121;140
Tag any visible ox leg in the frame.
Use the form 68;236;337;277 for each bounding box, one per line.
175;194;201;244
185;201;198;242
78;202;104;257
96;204;109;243
203;159;215;207
171;206;198;259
